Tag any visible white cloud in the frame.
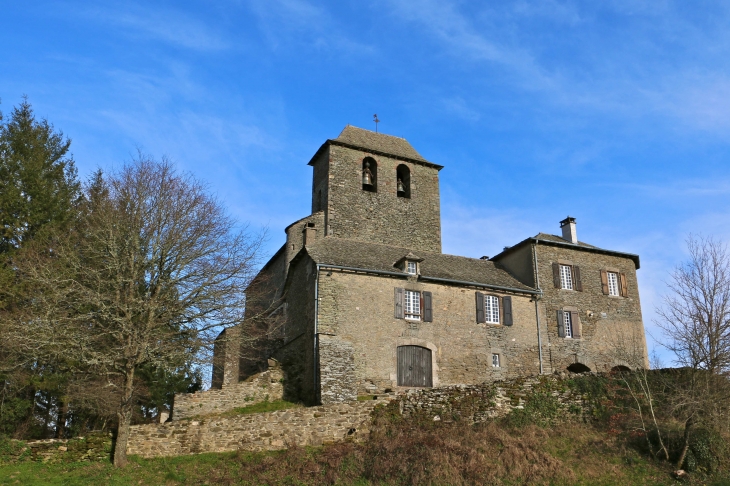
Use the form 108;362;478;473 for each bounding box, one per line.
77;4;229;51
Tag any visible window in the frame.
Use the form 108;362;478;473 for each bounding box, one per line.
475;293;513;326
552;263;582;291
607;272;619;296
395;288;432;322
404;290;421;320
601;270;627;297
485;295;500;324
406;261;417;275
560;264;573;290
492;353;501;368
564;311;573;338
558;309;581;339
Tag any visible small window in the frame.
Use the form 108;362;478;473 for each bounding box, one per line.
492;354;500;368
362;157;377;192
564;311;573;338
396;164;411;198
607;272;619;296
485;295;500;324
404;290;421;320
406;261;417;275
560;264;573;290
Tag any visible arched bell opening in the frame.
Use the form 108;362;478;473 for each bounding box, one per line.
567;363;591;373
396;164;411;198
362;157;377;192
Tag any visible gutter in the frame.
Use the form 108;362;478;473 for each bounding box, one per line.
318;264;539;296
532;242;544;375
313;264;321;404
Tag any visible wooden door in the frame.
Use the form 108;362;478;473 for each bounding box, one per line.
397;345;433;387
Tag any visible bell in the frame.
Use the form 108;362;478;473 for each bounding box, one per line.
397;177;405;193
362;162;373;186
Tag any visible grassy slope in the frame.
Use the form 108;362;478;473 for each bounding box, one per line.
0;420;704;485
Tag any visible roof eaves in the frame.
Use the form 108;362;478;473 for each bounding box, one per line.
491;236;641;269
308;139;444;170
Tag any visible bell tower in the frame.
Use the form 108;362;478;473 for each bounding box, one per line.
308;126;443;253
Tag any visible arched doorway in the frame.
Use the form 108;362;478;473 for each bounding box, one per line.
397;345;432;387
567;363;591;373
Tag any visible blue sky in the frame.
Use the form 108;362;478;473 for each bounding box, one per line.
3;1;730;363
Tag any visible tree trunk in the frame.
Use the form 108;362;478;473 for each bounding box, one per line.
676;416;693;469
55;398;68;439
113;367;135;467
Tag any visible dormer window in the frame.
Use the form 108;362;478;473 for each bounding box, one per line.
406;261;417;275
362;157;377;192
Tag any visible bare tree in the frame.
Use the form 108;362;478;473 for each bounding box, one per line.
655;235;730;469
5;156;264;466
656;235;730;375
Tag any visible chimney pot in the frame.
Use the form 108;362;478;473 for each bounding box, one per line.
559;216;577;244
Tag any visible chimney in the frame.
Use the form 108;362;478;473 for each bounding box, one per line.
560;216;577;244
303;222;317;246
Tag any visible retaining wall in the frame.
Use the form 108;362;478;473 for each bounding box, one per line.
173;363;284;421
128;399;384;458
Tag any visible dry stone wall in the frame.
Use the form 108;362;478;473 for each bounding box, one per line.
399;374;590;423
128;399;384;458
173;364;284;421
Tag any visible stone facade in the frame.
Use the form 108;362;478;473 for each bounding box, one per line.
173;361;283;421
205;124;648;412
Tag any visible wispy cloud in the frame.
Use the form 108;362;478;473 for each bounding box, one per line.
77;4;229;51
247;0;374;55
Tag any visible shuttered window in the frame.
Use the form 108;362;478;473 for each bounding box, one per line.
396;288;433;322
601;270;629;297
553;263;582;291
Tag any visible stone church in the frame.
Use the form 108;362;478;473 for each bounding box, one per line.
212;125;648;405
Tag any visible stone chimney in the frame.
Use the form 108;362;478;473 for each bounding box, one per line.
560;216;577;244
303;223;317;246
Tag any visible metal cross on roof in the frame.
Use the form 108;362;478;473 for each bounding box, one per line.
373;114;380;133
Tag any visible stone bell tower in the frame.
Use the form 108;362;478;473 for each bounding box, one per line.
307;125;443;253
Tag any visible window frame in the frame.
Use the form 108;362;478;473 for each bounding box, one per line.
406;260;418;275
484;294;500;324
607;271;620;296
404;289;421;321
559;264;574;290
492;353;501;368
564;310;573;339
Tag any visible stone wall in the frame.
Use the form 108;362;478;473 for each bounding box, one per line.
318;335;357;404
315;270;541;395
128;399;384;458
318;145;443;253
534;244;648;373
398;374;589;423
173;362;284;421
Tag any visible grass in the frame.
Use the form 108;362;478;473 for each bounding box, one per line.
1;406;715;485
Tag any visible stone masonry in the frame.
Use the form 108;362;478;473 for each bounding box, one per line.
173;361;284;421
128;399;384;458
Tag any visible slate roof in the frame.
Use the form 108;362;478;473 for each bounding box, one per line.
493;233;640;269
308;126;443;169
303;237;536;293
533;233;598;249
